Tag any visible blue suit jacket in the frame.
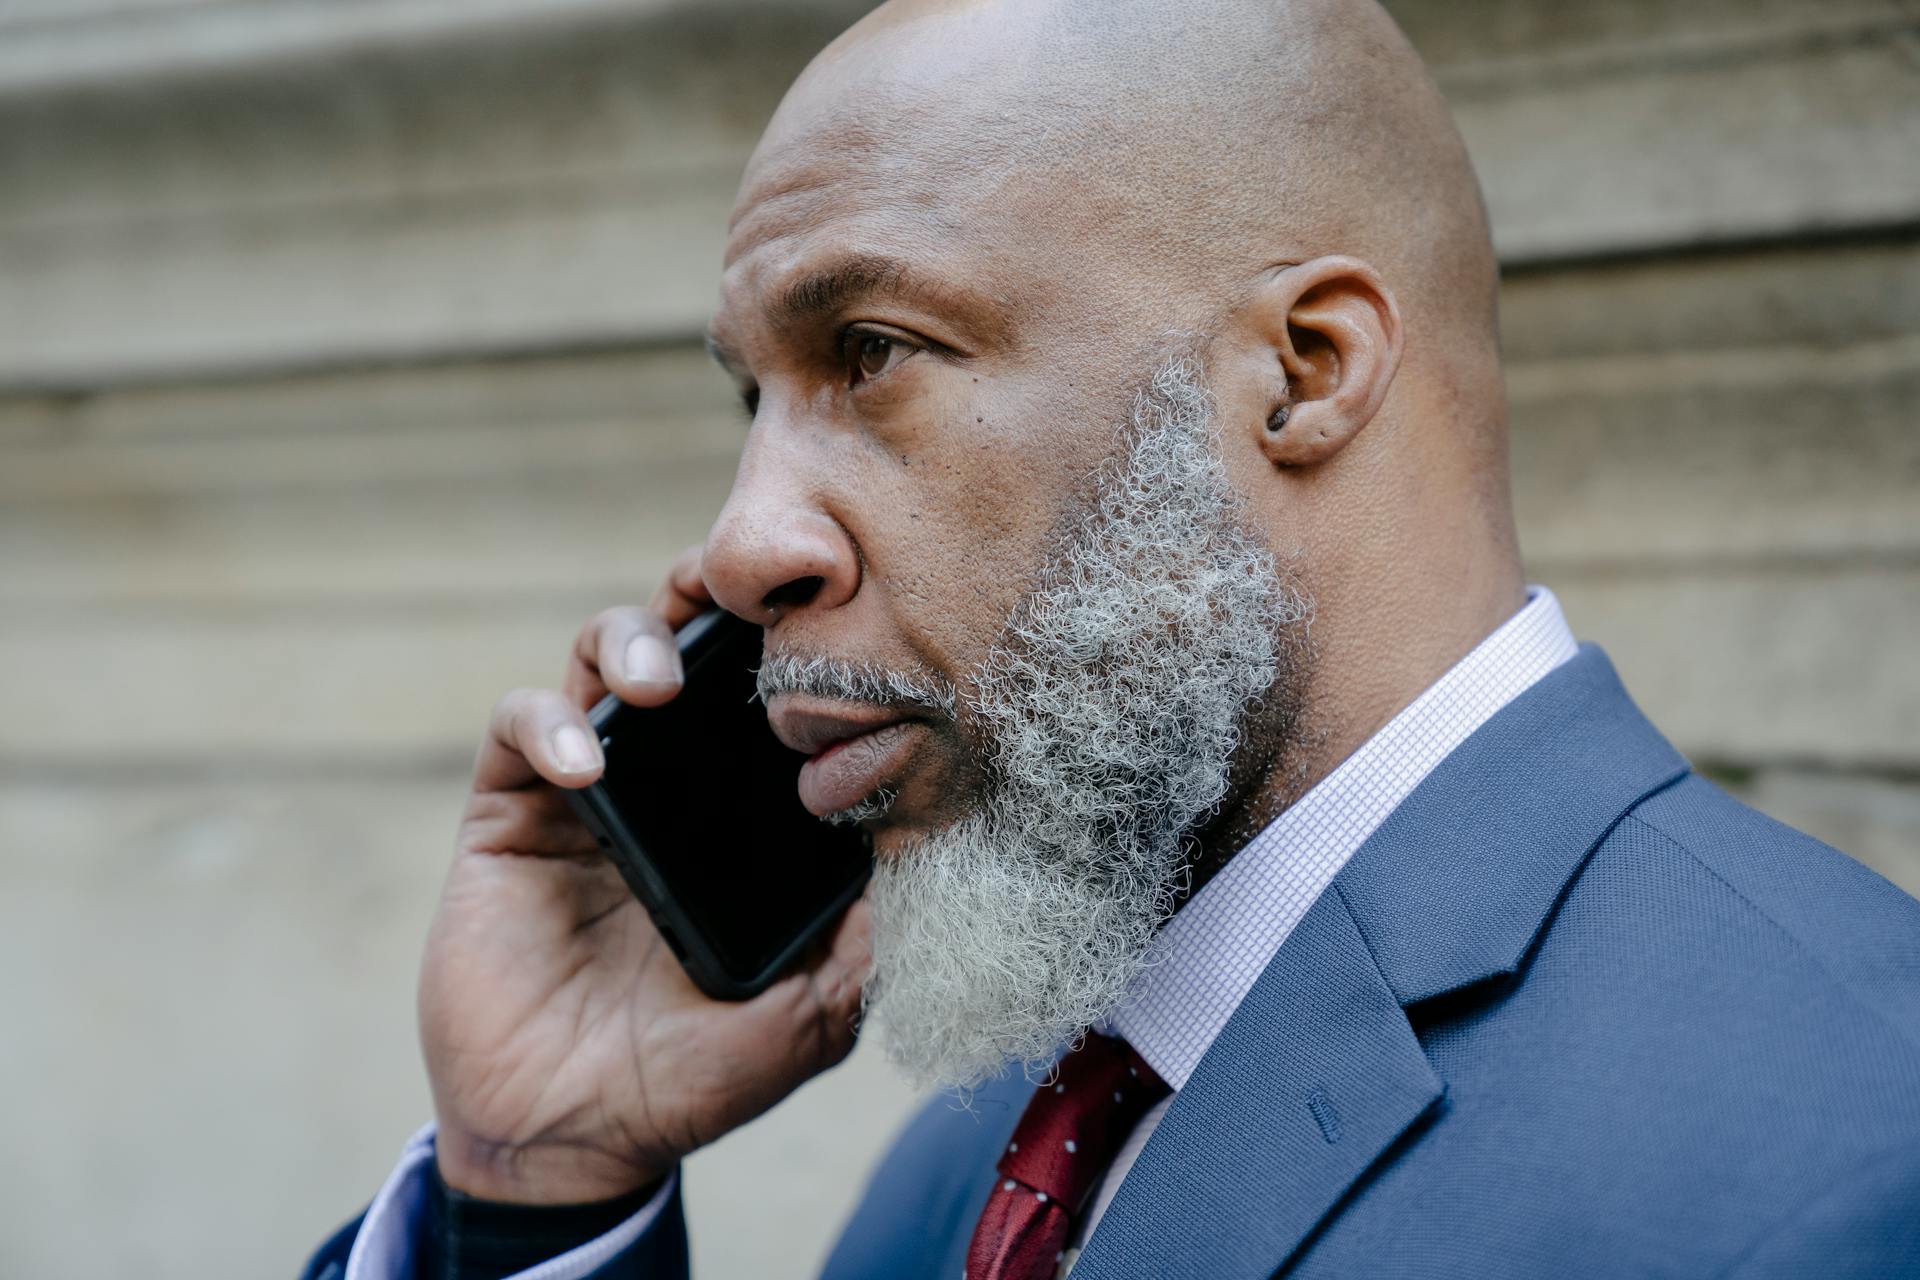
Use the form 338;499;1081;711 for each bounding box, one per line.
308;648;1920;1277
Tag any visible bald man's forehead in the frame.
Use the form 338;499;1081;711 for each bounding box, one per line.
727;33;1209;329
730;4;1034;239
720;21;1101;353
727;0;1290;297
727;109;979;268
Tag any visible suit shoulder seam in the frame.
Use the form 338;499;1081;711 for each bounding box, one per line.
1617;811;1920;1060
1709;1141;1920;1279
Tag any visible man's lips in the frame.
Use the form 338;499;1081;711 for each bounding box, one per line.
767;694;923;818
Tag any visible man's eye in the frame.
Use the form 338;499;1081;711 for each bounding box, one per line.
843;329;918;384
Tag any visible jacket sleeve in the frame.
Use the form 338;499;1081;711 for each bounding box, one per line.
299;1127;690;1280
301;1212;365;1280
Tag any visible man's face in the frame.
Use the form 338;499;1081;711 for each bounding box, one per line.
699;21;1315;1087
702;36;1198;850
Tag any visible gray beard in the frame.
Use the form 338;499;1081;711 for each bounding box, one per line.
761;358;1313;1090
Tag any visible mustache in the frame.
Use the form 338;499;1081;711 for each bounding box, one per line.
754;651;961;721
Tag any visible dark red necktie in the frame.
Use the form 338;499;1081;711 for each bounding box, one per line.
965;1032;1172;1280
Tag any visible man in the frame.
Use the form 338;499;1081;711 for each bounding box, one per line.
307;0;1920;1275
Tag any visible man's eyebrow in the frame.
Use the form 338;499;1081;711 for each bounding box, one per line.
771;253;988;327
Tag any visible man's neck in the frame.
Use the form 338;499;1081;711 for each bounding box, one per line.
1179;573;1528;901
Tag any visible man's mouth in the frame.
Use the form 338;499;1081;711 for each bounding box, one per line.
767;695;923;819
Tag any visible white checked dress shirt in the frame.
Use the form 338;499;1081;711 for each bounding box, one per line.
346;587;1578;1280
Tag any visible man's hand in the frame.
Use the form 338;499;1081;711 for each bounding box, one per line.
419;547;872;1205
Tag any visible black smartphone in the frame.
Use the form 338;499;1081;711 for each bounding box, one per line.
565;609;873;1000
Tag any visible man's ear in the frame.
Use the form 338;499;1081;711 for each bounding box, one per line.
1234;256;1403;468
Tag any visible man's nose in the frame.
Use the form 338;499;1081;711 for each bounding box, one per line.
701;430;860;626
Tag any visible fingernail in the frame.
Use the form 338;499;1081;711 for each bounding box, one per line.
624;634;683;686
552;724;601;774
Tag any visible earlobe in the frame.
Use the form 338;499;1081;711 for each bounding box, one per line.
1242;256;1403;469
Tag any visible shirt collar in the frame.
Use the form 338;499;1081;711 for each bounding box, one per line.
1105;586;1580;1090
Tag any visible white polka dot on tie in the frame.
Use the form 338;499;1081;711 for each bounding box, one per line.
1055;1083;1067;1094
1113;1091;1123;1103
1008;1142;1018;1153
1035;1191;1048;1203
1128;1066;1138;1077
1063;1139;1077;1154
1003;1179;1016;1191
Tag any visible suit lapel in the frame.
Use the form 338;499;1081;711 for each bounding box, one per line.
1067;647;1690;1280
1333;646;1689;1005
1069;886;1441;1280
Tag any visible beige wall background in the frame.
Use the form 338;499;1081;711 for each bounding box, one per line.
1;1;1915;1276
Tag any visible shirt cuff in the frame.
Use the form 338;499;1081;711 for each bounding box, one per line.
344;1124;679;1280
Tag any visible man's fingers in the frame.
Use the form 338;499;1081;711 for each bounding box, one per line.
796;901;874;1066
649;545;716;629
723;899;870;1068
558;549;717;708
460;784;604;861
475;687;605;793
564;606;684;709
